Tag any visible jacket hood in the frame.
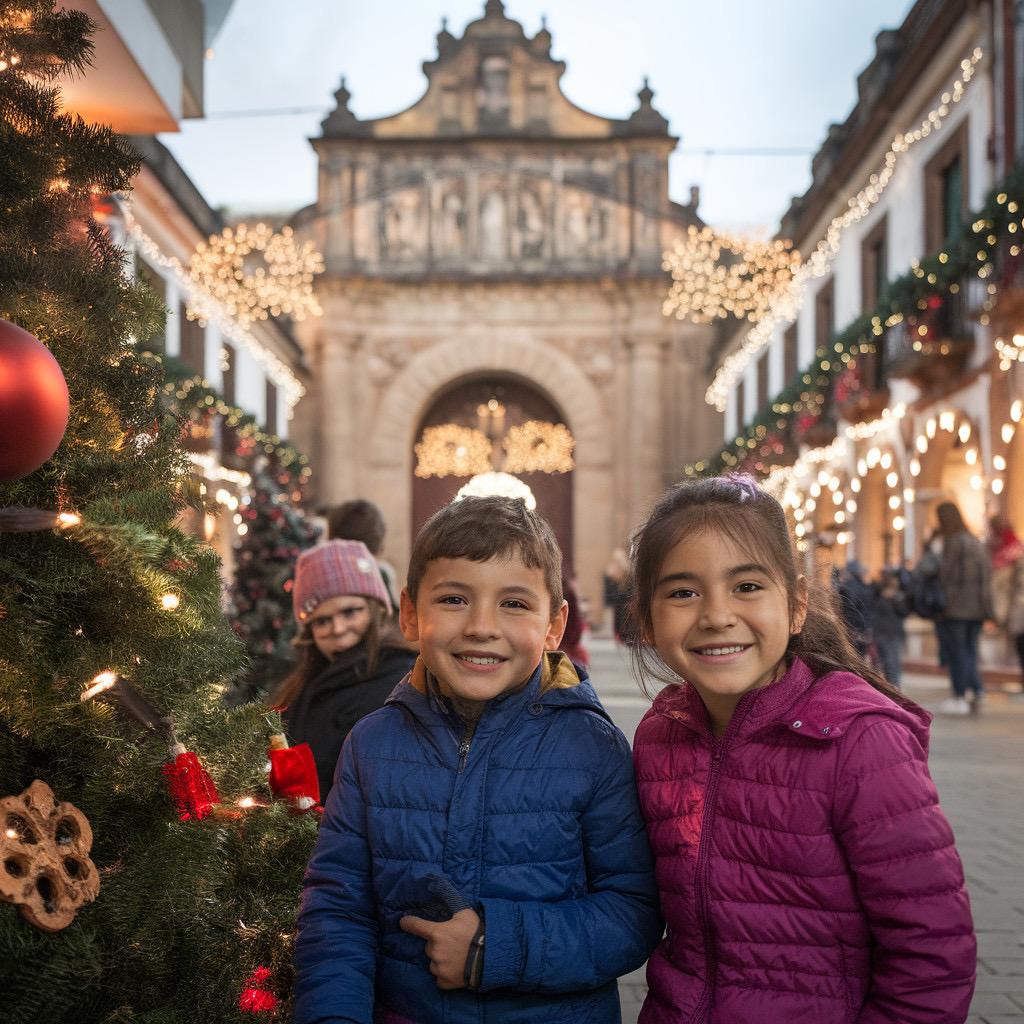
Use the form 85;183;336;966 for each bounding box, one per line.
650;656;931;749
388;651;611;722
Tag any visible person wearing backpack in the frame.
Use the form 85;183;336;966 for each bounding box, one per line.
932;502;994;716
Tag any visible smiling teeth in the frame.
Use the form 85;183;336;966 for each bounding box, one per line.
460;655;502;665
699;646;746;656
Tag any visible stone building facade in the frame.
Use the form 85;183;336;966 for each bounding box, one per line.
292;1;719;607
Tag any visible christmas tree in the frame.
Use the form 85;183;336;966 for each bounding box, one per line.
0;4;314;1020
230;459;320;704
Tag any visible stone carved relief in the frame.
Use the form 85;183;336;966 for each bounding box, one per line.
480;191;507;262
436;181;467;257
380;189;425;260
364;336;427;384
478;55;510;126
337;156;668;269
588;201;608;250
518;184;545;259
563;191;606;258
583;350;615;384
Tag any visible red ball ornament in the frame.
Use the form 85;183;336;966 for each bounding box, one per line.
0;319;69;482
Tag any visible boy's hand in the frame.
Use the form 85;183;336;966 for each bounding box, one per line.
400;908;480;990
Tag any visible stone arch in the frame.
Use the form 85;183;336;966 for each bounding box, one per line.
372;336;608;468
913;409;986;541
367;336;613;603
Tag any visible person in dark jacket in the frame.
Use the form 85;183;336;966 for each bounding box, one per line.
837;559;874;656
934;502;995;715
273;539;415;800
872;568;910;687
293;496;661;1024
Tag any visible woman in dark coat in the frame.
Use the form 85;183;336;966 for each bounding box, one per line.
273;540;415;799
934;502;994;715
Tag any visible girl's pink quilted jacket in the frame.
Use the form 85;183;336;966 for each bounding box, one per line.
633;657;975;1024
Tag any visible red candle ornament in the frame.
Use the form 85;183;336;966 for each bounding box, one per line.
0;319;70;482
162;746;220;821
267;734;320;812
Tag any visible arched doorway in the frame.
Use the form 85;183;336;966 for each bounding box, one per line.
914;414;985;543
411;375;575;569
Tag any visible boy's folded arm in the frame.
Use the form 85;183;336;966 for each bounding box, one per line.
478;730;662;993
293;735;379;1024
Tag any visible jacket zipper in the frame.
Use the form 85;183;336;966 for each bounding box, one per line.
691;704;748;1024
457;729;472;772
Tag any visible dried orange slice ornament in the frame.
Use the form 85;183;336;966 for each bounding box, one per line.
0;780;100;932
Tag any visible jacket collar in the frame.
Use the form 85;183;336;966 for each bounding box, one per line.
388;651;610;726
651;656;931;745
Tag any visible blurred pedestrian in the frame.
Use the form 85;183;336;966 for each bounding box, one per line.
327;498;400;614
934;502;994;716
872;569;910;688
837;560;874;658
560;572;589;670
272;540;415;800
603;546;631;642
1004;542;1024;682
989;514;1024;670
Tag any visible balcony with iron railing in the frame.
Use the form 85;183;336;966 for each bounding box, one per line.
881;275;979;390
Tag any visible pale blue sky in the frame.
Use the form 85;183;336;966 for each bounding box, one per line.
161;0;916;232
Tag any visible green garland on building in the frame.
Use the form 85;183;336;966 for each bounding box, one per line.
688;165;1024;477
159;357;311;487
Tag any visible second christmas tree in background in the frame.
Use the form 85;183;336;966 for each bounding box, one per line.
230;459;321;703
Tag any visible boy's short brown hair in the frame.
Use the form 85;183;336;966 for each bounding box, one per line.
407;496;564;614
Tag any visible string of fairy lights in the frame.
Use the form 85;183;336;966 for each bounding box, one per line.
187;223;323;329
703;47;985;412
121;205;311;411
414;420;576;479
414;425;493;479
663;227;801;324
689;169;1024;488
503;421;576;475
759;390;1022;559
725;185;1024;561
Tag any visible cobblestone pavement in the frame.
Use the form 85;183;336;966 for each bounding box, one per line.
583;637;1024;1023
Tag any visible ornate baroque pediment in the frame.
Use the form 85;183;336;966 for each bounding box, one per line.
306;2;698;278
320;1;668;141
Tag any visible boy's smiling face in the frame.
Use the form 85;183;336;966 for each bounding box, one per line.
400;554;568;702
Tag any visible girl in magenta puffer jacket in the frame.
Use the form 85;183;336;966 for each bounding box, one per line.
629;474;976;1024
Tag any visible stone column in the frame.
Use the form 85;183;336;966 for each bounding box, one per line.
627;335;665;531
319;328;360;504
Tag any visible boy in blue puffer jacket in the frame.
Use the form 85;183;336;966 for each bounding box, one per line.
294;495;662;1024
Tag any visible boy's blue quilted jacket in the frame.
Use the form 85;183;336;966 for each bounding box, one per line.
294;652;662;1024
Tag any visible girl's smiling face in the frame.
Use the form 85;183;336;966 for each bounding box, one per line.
649;528;807;734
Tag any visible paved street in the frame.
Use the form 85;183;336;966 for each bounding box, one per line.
583;637;1024;1023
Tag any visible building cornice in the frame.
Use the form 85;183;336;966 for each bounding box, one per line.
780;0;974;245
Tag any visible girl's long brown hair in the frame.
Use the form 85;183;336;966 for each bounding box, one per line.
628;475;911;706
270;598;409;710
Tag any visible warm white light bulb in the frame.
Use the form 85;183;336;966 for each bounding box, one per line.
81;670;118;702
